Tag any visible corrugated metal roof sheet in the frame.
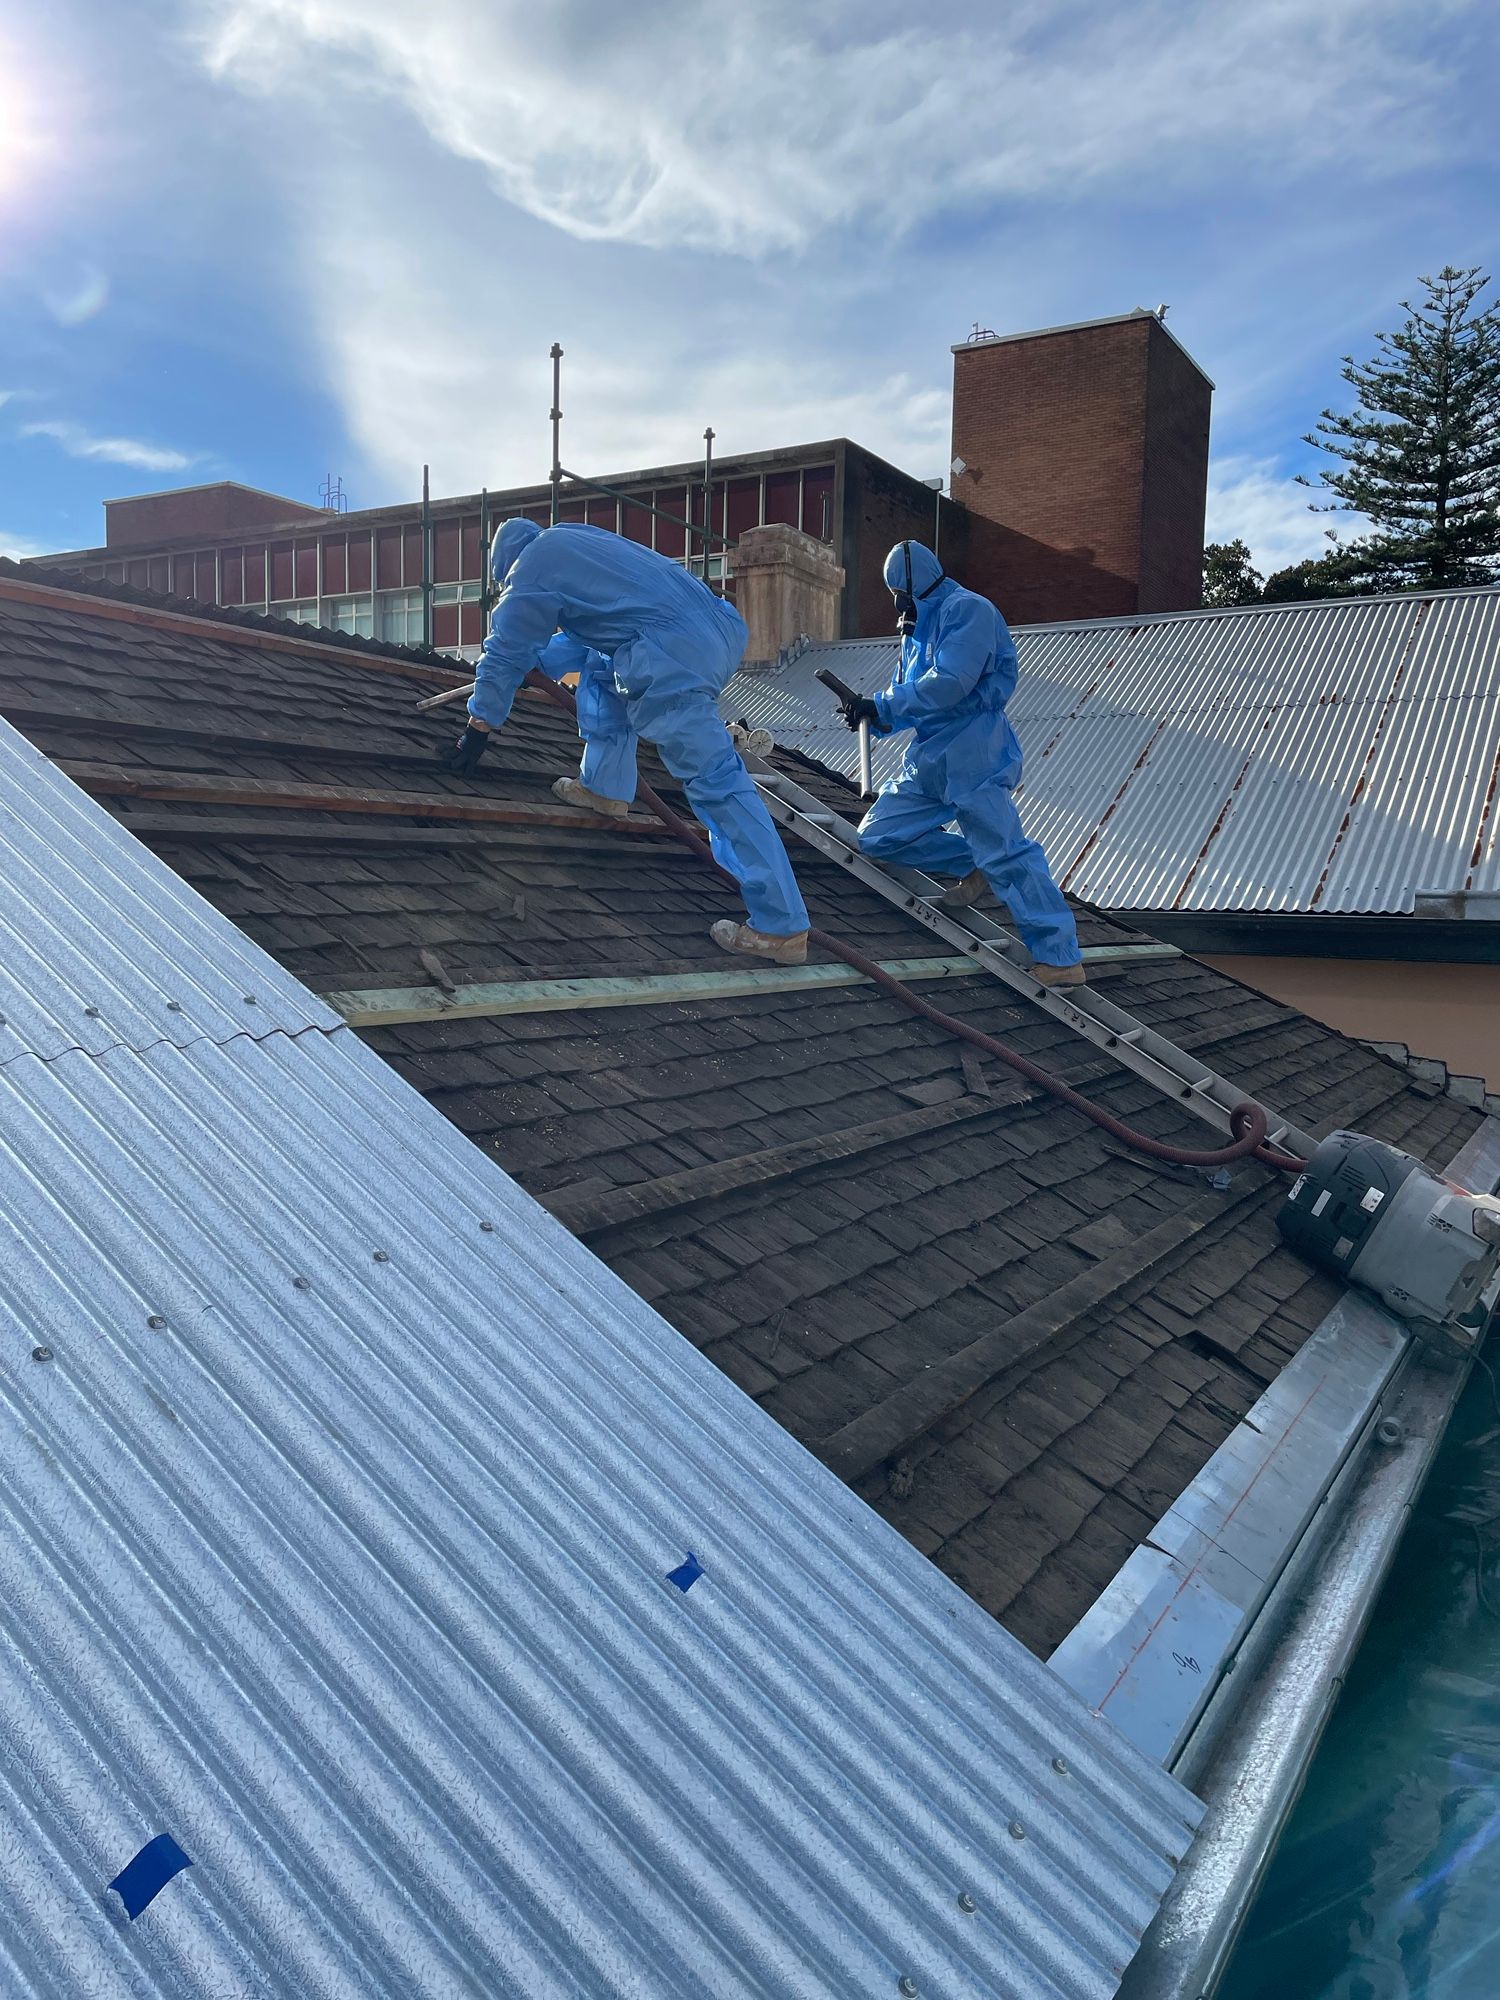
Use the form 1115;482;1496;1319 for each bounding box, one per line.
726;586;1500;914
0;710;1202;1998
0;727;334;1058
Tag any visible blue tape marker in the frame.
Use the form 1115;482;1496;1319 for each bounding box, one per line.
109;1834;193;1920
667;1552;704;1593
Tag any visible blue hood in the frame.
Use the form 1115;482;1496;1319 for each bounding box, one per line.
491;516;542;586
882;539;945;601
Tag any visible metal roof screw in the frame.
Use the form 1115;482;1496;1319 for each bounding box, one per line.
31;1346;52;1362
83;1005;100;1018
479;1220;495;1233
956;1891;977;1914
373;1250;390;1263
1052;1756;1070;1775
897;1980;920;1998
293;1276;311;1291
1009;1820;1026;1840
147;1315;167;1330
165;1000;183;1013
242;995;258;1005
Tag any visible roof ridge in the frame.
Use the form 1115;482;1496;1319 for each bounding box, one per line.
0;555;461;674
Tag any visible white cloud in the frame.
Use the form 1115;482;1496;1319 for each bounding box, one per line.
21;419;196;472
196;0;1468;257
312;247;951;493
1206;454;1368;575
0;529;47;559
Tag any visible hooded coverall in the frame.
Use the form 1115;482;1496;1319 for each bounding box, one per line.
473;520;808;937
858;542;1081;968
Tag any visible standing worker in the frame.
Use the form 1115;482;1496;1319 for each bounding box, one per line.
442;518;810;963
839;540;1084;986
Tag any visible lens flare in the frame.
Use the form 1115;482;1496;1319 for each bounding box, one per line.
0;32;60;219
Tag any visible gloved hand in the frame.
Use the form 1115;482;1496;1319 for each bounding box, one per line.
841;695;888;733
441;722;492;774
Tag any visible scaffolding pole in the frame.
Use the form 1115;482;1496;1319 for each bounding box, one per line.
420;463;433;652
549;343;563;526
702;426;716;592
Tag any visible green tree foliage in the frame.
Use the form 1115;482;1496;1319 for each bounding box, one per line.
1300;266;1500;590
1202;539;1264;606
1259;548;1371;604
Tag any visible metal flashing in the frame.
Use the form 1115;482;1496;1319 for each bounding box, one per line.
950;309;1215;386
1049;1293;1407;1765
1050;1116;1500;1774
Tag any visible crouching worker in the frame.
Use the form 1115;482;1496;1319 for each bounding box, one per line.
441;518;810;964
842;540;1084;987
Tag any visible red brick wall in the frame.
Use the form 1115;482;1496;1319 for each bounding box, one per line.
1139;328;1212;612
949;315;1209;618
105;483;327;549
841;448;948;637
942;510;1135;625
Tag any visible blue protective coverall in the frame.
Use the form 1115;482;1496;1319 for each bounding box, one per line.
473;520;809;936
858;542;1081;968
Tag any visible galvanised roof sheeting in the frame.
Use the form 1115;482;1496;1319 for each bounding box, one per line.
0;711;1202;1999
725;586;1500;914
728;640;911;794
0;727;335;1059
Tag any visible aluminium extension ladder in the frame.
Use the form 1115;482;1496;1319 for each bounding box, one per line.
746;759;1317;1164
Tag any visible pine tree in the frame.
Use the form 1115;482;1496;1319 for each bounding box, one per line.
1202;539;1264;606
1300;267;1500;590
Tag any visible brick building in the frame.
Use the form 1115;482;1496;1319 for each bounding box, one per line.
29;309;1213;652
951;310;1213;622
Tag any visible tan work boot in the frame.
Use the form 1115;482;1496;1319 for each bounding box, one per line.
938;867;988;911
709;920;809;966
1030;960;1087;988
551;776;631;818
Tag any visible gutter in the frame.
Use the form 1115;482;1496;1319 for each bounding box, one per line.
1114;1113;1500;1998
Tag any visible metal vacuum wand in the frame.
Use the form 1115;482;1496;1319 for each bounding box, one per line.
814;666;875;800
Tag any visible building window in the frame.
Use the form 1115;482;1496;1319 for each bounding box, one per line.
272;600;319;626
376;588;424;645
325;595;375;639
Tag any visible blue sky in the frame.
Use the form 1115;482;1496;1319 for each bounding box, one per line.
2;0;1497;576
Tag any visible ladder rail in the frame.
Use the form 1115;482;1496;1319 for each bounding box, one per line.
751;764;1318;1163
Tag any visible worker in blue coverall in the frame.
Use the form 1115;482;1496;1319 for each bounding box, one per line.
840;539;1085;987
441;517;810;962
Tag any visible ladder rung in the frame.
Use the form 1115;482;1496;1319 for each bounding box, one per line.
752;764;1313;1160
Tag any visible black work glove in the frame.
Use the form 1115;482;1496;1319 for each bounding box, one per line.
842;696;888;733
441;722;491;774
